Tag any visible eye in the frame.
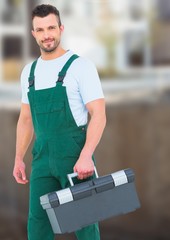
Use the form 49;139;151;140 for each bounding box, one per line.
36;28;43;32
49;26;56;30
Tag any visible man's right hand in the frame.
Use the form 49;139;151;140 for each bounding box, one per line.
13;160;28;184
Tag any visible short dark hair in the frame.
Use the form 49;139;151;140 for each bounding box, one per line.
32;4;62;26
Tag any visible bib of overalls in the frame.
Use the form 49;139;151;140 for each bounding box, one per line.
28;54;80;136
27;54;87;174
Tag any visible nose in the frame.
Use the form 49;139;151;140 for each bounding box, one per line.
43;30;50;39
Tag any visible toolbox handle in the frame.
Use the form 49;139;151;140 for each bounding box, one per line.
67;166;99;186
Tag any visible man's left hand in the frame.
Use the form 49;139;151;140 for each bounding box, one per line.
73;155;94;180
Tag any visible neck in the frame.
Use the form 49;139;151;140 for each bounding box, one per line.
41;47;67;60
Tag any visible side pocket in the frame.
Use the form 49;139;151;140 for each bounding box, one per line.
72;133;86;151
32;140;42;161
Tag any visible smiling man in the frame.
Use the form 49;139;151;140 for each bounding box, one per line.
32;13;62;54
13;4;106;240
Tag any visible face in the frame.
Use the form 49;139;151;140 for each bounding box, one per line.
32;14;64;53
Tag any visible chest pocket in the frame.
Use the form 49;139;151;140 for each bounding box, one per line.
33;101;66;132
35;101;64;114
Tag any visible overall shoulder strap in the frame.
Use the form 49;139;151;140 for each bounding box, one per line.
28;60;38;88
57;54;79;83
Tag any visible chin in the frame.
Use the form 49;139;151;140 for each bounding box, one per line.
43;47;57;53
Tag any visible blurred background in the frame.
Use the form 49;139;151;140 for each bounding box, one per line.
0;0;170;239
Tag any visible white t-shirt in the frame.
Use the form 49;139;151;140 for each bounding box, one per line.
21;50;104;126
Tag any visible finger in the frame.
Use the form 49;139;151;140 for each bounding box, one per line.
81;170;94;179
15;175;28;184
73;166;77;173
88;169;94;176
78;175;84;180
77;170;84;180
13;171;28;184
20;169;27;181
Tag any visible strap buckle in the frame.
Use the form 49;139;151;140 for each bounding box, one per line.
29;78;34;87
57;74;66;83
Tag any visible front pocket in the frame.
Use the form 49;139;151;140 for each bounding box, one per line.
33;101;66;132
52;136;82;159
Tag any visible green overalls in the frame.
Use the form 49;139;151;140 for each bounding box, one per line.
27;54;100;240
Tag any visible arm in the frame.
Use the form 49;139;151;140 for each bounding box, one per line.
74;98;106;179
13;103;34;184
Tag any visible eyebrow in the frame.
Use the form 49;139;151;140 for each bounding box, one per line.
34;25;58;31
35;27;43;31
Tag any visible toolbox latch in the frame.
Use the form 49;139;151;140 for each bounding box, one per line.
48;192;60;208
71;180;94;201
93;175;114;193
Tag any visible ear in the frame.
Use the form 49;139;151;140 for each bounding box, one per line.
31;30;36;39
60;25;64;33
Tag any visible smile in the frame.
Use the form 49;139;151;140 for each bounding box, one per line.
43;39;54;44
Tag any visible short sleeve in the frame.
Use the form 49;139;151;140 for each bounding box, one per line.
21;64;31;104
75;58;104;105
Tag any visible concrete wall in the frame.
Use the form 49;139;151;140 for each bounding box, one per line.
96;91;170;240
0;90;170;240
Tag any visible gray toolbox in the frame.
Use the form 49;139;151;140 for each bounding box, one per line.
40;168;140;234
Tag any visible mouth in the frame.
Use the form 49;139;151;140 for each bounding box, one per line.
40;38;59;52
42;39;54;44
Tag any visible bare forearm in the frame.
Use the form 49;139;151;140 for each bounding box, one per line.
15;117;34;161
73;99;106;179
14;104;33;184
80;112;106;158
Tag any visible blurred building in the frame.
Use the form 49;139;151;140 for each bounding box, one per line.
0;0;170;81
151;0;170;65
1;1;170;239
0;0;29;82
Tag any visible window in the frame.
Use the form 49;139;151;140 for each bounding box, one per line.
2;0;24;24
156;0;170;21
2;36;23;81
128;0;144;20
125;31;145;66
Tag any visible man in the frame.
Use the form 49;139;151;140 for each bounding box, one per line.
13;4;106;240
